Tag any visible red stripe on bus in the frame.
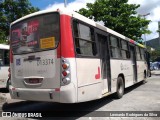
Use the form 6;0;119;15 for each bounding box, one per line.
60;15;75;58
57;42;61;58
95;67;100;79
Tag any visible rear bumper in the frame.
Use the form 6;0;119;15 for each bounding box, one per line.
9;83;76;103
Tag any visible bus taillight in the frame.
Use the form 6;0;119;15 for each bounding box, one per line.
61;58;71;85
62;71;67;76
62;63;69;69
62;78;70;85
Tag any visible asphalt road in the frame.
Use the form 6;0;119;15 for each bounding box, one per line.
0;71;160;120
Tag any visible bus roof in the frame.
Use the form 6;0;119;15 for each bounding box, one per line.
11;8;145;48
0;44;9;50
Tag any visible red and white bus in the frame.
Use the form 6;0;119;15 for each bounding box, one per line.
9;8;149;103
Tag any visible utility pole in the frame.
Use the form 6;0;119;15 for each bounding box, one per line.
139;13;150;47
158;22;160;38
64;0;67;7
158;21;160;47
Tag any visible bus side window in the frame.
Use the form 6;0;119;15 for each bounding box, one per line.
73;21;97;56
140;48;145;60
121;40;130;59
136;46;141;60
109;36;121;58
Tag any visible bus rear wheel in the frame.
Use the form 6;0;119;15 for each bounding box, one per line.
143;72;147;83
6;79;11;91
115;76;124;99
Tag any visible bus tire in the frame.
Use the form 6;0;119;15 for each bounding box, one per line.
6;79;10;91
143;72;147;84
149;70;151;77
115;76;124;99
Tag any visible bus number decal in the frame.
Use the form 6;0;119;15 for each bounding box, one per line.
40;37;55;49
37;59;54;66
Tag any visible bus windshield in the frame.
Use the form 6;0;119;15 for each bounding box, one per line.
11;12;60;54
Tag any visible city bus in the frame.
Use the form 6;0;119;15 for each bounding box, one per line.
0;44;10;89
9;8;149;103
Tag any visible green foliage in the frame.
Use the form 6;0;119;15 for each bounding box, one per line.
150;49;160;62
0;0;39;44
147;46;160;61
78;0;151;42
0;30;6;44
158;23;160;33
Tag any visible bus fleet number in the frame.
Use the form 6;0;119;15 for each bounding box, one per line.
37;59;54;66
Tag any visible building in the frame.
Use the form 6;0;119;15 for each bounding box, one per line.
146;21;160;50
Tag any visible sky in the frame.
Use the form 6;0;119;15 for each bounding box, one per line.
30;0;160;41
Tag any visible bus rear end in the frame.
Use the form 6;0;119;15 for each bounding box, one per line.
9;10;76;103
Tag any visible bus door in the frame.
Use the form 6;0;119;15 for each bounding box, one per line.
96;30;111;94
130;45;137;83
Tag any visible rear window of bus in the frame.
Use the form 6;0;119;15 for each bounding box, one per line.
11;12;60;54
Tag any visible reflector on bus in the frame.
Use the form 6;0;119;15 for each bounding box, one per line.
129;39;145;48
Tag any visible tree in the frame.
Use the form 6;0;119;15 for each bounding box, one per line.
149;48;160;62
157;22;160;34
0;30;6;44
0;0;39;44
78;0;151;42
